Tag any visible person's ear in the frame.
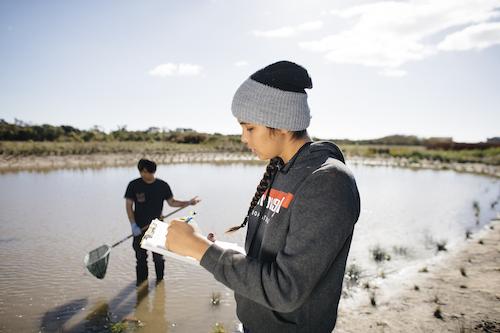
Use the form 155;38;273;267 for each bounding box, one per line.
277;129;293;140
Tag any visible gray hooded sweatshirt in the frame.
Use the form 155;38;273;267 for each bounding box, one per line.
200;141;361;333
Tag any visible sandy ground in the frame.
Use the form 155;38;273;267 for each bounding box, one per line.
0;152;259;173
0;153;498;178
348;156;500;179
335;217;500;333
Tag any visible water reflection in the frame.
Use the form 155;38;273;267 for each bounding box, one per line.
0;164;498;333
131;281;168;332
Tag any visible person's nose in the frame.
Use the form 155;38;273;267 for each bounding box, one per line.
240;133;247;144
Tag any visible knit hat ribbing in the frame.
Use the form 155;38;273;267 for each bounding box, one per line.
231;61;312;131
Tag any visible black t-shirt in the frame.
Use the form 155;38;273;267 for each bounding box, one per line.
124;178;173;227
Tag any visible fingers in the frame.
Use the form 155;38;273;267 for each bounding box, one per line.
189;196;201;205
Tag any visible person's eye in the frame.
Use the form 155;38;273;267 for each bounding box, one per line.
247;127;254;132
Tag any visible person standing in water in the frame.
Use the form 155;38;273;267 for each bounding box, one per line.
166;61;361;332
125;158;200;286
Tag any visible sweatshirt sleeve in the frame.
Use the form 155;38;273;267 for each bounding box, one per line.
200;167;359;313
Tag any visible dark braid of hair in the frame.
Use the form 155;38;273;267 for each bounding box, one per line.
225;157;284;233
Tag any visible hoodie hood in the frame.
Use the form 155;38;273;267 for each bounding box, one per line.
280;140;345;174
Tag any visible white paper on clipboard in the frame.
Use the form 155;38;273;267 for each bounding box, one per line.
140;219;246;266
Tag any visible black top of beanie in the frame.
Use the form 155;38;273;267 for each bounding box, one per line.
250;61;313;94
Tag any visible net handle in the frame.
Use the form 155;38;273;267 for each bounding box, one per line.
110;205;190;248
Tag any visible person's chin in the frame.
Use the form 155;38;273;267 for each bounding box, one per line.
256;152;272;161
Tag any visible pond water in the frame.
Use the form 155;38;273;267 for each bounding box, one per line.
0;163;498;332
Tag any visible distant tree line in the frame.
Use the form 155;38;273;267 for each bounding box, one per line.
0;119;219;144
333;134;500;150
1;119;498;150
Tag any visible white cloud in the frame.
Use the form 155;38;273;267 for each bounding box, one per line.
297;20;324;32
149;63;202;77
253;26;295;38
379;69;407;77
234;60;249;67
299;0;500;75
438;21;500;51
253;20;323;38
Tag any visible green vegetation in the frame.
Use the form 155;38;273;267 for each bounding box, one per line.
342;144;500;165
211;323;226;333
110;322;128;333
0;140;246;156
1;120;499;165
0;119;246;155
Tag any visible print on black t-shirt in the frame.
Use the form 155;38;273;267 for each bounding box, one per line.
124;178;173;227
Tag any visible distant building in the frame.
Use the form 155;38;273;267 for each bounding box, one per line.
487;137;500;144
146;127;161;133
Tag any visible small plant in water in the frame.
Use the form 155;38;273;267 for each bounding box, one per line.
419;266;429;273
344;263;362;288
473;200;481;225
370;245;391;262
392;245;409;257
436;240;447;252
211;292;221;306
465;230;472;240
460;267;467;277
491;200;498;209
212;322;226;333
414;285;420;291
370;292;377;307
478;239;484;245
111;322;128;333
472;201;480;216
434;306;444;320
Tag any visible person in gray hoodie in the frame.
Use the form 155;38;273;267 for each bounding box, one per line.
166;61;361;333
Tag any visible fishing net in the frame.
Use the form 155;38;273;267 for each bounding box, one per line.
84;245;111;279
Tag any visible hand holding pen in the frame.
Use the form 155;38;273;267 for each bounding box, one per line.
165;212;211;261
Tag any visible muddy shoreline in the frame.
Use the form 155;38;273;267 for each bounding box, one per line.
336;217;500;332
1;153;499;178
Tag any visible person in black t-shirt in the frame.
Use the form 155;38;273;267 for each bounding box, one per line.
125;158;200;286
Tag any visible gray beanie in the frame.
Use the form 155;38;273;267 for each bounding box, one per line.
231;61;312;131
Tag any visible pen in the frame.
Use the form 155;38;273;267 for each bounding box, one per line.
181;211;197;223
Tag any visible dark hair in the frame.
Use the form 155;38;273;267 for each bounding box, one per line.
137;159;157;173
226;157;285;233
268;128;309;141
225;127;308;233
281;129;308;140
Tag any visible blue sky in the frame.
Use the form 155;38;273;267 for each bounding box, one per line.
1;0;499;142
